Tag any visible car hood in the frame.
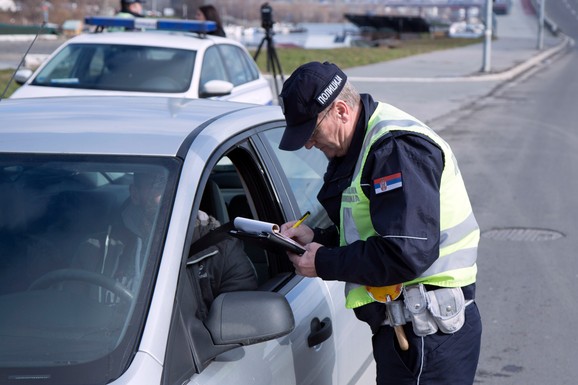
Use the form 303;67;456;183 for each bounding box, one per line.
9;85;191;99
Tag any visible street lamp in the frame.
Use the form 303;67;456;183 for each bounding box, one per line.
482;0;493;73
537;0;546;50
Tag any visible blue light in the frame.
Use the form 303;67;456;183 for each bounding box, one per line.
85;16;217;33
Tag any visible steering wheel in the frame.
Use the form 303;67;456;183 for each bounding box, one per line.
29;268;133;302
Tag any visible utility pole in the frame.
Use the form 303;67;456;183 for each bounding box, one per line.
42;0;49;23
537;0;546;50
482;0;493;72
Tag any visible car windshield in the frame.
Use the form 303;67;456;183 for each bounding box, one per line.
0;155;179;384
31;43;196;93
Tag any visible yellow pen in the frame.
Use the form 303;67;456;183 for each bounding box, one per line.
291;211;310;229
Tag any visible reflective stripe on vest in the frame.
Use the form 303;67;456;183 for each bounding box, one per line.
341;103;479;309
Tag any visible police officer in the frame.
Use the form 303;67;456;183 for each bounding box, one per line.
279;61;482;385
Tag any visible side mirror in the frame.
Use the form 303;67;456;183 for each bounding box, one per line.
14;69;34;85
205;291;294;345
199;79;234;98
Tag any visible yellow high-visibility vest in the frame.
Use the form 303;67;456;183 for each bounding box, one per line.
342;103;479;309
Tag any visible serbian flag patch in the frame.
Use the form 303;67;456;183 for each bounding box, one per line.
374;172;402;194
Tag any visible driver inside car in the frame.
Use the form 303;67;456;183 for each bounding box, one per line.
72;172;258;308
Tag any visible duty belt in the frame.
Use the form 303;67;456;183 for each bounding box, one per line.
381;298;474;327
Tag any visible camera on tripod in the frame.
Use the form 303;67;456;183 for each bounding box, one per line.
260;3;274;31
254;2;284;101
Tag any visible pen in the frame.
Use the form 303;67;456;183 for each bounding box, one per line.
291;211;310;229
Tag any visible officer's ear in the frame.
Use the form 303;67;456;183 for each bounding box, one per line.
334;100;349;123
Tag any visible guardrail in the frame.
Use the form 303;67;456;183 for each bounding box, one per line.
0;23;59;35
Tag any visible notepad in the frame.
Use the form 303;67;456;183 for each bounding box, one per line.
230;217;306;255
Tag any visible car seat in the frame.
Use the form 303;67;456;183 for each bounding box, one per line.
200;179;229;225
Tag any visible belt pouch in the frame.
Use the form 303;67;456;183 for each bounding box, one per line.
403;284;438;336
427;287;466;334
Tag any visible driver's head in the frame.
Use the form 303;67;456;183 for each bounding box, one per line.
130;172;166;220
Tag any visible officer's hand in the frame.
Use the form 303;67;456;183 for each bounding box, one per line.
280;222;314;245
287;242;322;278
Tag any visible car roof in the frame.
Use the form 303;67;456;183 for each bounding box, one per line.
62;30;237;50
0;96;284;156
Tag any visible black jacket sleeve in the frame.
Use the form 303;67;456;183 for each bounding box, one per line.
212;236;258;295
312;225;340;246
315;131;444;287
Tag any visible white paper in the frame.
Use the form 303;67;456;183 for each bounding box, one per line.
233;217;280;234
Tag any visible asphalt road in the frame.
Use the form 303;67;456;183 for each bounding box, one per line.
2;2;576;382
0;36;66;70
437;1;578;382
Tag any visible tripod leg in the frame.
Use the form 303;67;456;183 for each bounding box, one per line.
266;37;284;98
267;44;278;95
270;45;284;83
253;37;266;62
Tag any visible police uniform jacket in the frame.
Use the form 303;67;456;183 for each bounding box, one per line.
313;94;474;333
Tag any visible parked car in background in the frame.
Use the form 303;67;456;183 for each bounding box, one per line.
61;19;85;37
11;17;274;105
0;96;373;385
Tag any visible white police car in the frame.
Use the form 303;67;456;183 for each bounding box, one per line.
10;17;274;105
0;96;373;385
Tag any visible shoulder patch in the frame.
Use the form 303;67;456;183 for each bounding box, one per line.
374;172;402;194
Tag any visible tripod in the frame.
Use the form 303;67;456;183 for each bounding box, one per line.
253;27;284;101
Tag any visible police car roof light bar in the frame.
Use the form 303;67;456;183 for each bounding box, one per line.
84;16;217;33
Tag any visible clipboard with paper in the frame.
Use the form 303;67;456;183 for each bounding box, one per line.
230;217;306;255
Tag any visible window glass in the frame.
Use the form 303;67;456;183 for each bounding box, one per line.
32;44;196;93
262;128;332;229
219;44;255;86
0;154;179;384
87;46;106;77
240;47;260;80
200;45;227;85
32;45;82;82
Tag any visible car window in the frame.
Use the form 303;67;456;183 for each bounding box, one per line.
262;128;333;229
31;44;196;93
192;127;331;286
0;155;180;384
219;44;259;86
196;148;293;287
199;45;227;86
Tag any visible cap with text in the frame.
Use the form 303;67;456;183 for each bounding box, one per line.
278;61;347;151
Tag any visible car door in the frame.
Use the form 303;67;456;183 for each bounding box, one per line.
161;123;366;385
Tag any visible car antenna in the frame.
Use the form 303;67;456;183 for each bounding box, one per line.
0;21;47;102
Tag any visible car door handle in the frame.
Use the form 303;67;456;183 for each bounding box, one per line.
307;317;332;348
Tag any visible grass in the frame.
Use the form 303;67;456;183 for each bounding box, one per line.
0;69;21;99
0;37;481;99
252;37;482;75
